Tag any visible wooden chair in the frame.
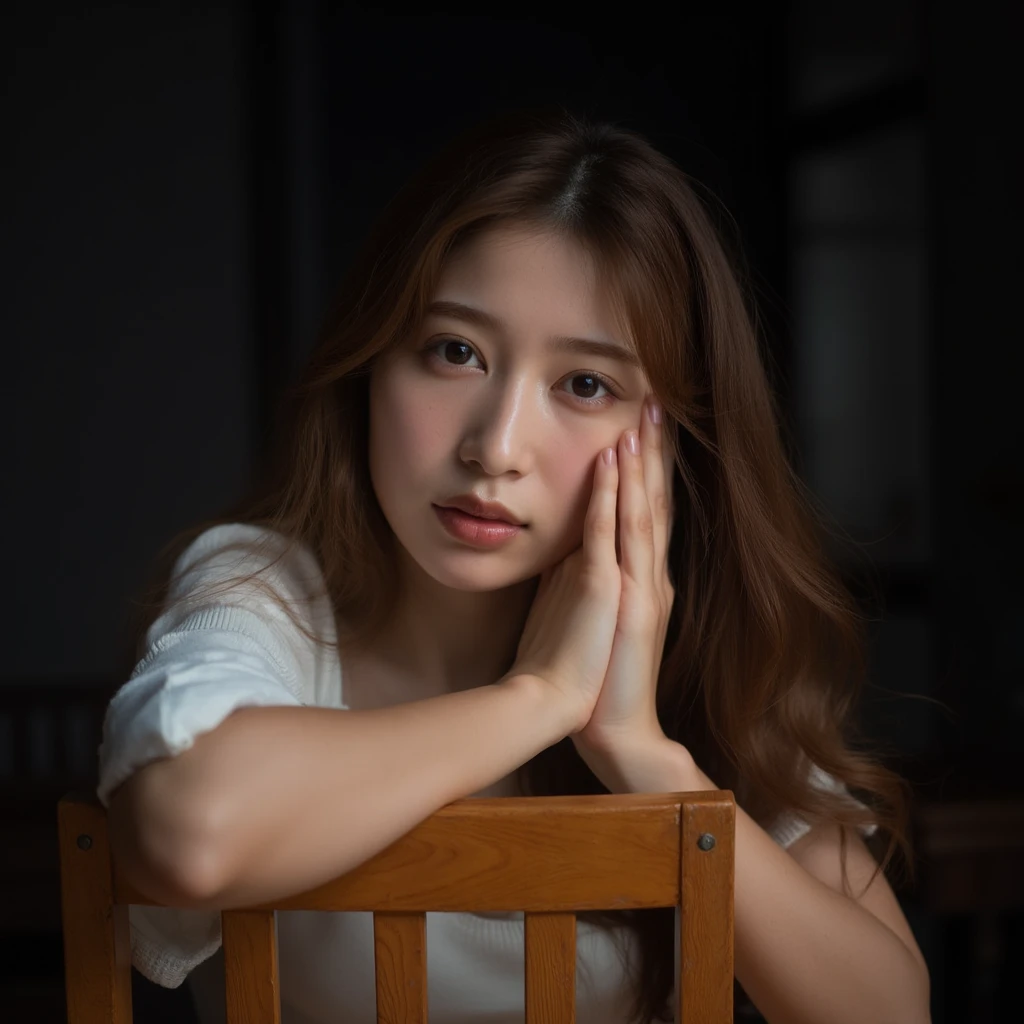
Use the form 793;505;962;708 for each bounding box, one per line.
57;788;736;1023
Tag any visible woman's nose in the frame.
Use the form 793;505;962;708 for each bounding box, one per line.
459;384;542;474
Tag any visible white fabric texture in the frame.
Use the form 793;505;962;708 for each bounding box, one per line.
96;522;878;1022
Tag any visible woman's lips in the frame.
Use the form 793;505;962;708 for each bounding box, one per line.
433;505;524;547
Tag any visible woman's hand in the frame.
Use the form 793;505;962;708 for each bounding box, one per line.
574;394;676;755
503;437;624;736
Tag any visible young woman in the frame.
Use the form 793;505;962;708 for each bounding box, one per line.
99;107;930;1024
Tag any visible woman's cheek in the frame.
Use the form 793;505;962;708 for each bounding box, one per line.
385;388;445;465
552;443;605;538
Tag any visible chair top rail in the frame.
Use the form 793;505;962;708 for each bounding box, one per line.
60;789;734;914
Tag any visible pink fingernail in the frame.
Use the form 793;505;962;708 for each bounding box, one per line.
647;398;662;425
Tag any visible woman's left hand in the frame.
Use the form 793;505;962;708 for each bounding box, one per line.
574;394;677;756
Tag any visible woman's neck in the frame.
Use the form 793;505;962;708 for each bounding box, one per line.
349;568;540;700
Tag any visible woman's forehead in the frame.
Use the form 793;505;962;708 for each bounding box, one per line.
434;229;640;352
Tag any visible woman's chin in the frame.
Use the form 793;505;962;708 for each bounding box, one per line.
413;555;541;593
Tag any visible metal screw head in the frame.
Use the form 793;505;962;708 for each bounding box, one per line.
697;832;716;851
77;834;93;851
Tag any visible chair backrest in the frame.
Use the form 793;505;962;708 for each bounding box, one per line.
58;788;735;1023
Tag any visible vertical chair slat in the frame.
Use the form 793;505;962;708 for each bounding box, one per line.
56;796;132;1024
373;910;428;1024
524;911;576;1023
222;909;282;1024
678;799;735;1024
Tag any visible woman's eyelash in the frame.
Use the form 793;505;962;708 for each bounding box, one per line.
422;337;623;407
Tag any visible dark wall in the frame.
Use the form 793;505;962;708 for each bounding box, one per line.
3;3;254;680
928;4;1024;756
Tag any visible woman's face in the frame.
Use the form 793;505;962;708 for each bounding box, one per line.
369;222;666;592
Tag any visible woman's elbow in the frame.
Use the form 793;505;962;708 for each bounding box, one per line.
106;765;223;909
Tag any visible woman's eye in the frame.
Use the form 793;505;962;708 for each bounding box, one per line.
423;338;621;408
433;339;476;367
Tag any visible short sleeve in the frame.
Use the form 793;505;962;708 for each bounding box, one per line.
95;523;332;988
769;761;879;850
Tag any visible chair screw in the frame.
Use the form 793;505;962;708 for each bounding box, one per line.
77;834;93;851
697;832;716;851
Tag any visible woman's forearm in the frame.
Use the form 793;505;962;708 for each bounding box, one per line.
577;738;931;1024
124;674;569;908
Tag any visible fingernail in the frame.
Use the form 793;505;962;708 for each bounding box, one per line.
647;398;661;425
626;429;639;455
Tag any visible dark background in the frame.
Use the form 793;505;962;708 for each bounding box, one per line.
3;1;1022;1021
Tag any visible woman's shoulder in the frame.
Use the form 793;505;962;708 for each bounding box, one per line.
768;760;879;850
146;521;342;704
170;522;326;599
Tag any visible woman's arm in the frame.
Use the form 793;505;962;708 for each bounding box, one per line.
108;673;568;909
577;737;931;1024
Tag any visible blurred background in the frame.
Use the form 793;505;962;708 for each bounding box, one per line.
3;1;1022;1021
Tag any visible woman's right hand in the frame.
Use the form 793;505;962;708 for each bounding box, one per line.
504;446;622;735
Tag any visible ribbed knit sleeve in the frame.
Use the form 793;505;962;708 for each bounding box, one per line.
95;522;336;988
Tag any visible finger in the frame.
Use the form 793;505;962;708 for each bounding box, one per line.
618;425;654;587
585;445;619;574
640;395;673;574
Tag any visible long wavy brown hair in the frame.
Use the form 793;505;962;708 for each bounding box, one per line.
118;105;915;1023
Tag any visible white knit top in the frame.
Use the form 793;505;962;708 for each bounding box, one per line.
96;523;877;1024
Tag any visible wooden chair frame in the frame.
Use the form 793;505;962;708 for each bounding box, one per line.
58;789;735;1023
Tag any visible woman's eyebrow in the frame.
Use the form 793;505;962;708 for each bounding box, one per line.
426;299;641;370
